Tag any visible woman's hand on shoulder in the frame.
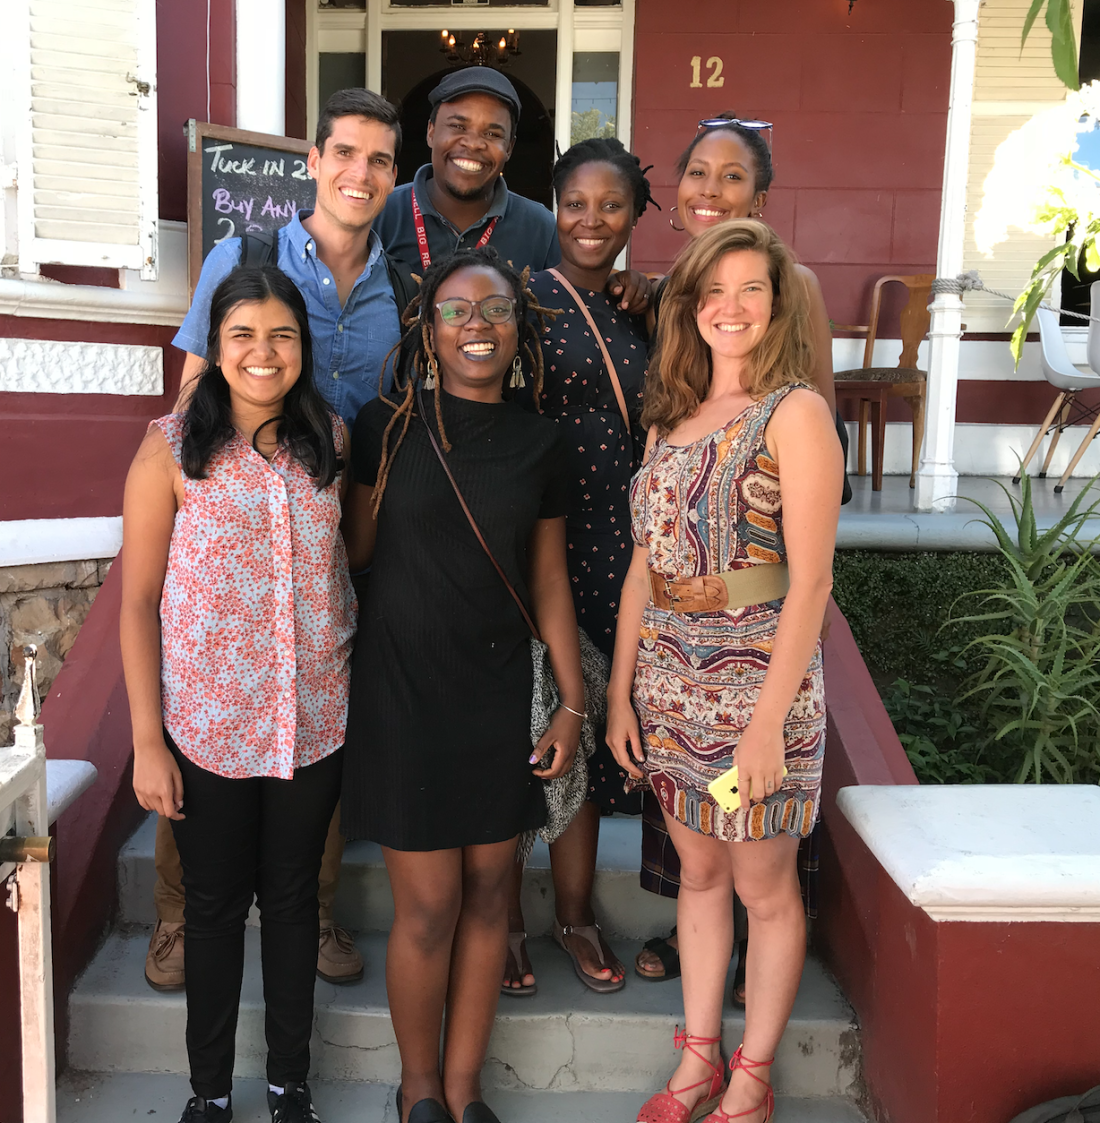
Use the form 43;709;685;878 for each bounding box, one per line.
132;734;185;820
607;270;653;315
530;706;582;780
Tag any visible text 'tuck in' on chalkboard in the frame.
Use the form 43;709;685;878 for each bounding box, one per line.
186;120;316;296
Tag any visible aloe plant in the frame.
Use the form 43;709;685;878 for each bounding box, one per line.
949;474;1100;783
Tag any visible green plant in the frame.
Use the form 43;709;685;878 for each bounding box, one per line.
1023;0;1080;91
949;474;1100;783
570;108;616;146
832;551;1009;690
881;679;999;784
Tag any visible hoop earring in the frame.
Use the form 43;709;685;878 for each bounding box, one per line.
424;355;438;391
510;353;525;389
669;208;685;233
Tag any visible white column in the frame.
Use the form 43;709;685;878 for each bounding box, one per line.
915;0;981;512
235;0;286;136
554;0;576;160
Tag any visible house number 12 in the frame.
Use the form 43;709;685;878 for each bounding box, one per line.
689;55;725;88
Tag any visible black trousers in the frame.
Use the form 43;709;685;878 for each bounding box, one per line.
168;735;343;1098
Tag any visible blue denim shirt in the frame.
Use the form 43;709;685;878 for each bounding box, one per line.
172;211;401;428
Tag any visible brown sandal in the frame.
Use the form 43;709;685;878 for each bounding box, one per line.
553;919;625;994
501;930;537;997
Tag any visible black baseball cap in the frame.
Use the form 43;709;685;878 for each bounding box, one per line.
428;67;522;125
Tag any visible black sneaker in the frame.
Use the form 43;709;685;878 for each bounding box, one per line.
178;1096;232;1123
268;1081;321;1123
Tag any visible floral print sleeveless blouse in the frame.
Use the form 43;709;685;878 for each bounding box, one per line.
628;386;826;843
154;414;356;780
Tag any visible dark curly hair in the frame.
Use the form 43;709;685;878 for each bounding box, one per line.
551;136;658;218
676;111;774;194
371;246;559;510
181;265;339;489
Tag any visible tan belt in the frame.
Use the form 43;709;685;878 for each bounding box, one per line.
648;563;790;614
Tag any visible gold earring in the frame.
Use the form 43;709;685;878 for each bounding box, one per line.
425;355;438;391
669;208;685;233
510;354;525;389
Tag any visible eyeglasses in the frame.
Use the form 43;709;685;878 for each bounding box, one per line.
435;296;516;327
696;118;774;152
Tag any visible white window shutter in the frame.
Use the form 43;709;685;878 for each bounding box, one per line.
15;0;159;278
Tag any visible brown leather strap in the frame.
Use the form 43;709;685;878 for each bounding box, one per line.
649;564;790;614
547;267;632;436
418;391;543;642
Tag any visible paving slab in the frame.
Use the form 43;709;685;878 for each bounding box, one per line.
69;930;860;1098
57;1071;869;1123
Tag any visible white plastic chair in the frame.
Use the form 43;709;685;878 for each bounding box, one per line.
1015;305;1100;492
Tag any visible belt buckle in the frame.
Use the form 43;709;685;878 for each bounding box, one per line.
663;579;683;607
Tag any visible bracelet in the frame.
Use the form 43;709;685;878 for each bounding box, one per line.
558;702;588;721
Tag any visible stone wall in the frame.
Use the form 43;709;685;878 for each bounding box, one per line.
0;559;112;745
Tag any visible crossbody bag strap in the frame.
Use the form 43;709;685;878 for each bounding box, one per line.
417;391;542;642
547;267;632;435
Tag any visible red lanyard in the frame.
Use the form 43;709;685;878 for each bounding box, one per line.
411;188;498;271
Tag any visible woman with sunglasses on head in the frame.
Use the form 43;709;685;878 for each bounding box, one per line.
120;265;355;1123
501;137;658;999
340;247;583;1123
635;113;848;998
608;220;842;1123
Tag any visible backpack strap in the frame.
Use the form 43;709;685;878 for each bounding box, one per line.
384;251;418;318
239;231;277;268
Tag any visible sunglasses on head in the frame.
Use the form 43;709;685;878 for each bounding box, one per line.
696;118;774;152
435;296;516;327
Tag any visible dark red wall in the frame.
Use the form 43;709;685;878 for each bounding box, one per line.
286;0;308;142
0;318;184;522
631;0;952;328
156;0;236;223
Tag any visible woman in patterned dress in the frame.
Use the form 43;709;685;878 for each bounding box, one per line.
607;221;842;1123
121;266;355;1123
503;137;657;997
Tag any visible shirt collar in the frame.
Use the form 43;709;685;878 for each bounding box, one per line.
411;164;510;228
287;209;383;276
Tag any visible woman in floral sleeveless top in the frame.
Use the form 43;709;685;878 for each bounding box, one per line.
120;266;354;1123
607;222;842;1123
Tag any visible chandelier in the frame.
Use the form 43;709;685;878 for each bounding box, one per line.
439;28;521;67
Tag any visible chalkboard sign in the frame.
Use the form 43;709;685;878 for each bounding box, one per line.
186;120;315;297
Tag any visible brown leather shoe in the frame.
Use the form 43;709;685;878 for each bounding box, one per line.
317;924;364;984
145;919;185;992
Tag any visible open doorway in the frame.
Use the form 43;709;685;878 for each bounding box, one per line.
382;31;557;208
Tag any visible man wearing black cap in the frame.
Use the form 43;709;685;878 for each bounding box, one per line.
375;67;559;274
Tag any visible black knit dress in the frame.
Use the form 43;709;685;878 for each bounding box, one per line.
341;389;571;851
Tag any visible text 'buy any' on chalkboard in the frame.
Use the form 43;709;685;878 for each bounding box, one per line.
186;120;315;296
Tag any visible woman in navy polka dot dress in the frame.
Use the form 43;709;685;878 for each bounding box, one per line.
505;138;658;996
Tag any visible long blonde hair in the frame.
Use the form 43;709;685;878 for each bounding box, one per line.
642;220;815;436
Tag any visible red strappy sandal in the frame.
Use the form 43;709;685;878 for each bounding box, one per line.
700;1045;775;1122
636;1027;726;1123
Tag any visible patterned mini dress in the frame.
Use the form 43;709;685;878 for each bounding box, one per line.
629;384;826;843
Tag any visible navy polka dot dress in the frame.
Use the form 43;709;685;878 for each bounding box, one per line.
525;270;648;814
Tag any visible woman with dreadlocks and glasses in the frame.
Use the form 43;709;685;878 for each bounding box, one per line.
502;137;657;999
634;112;850;1004
340;246;584;1123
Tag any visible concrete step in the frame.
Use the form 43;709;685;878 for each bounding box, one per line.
69;929;860;1098
58;1072;869;1123
118;813;677;940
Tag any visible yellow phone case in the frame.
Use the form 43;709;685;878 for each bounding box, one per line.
707;765;789;814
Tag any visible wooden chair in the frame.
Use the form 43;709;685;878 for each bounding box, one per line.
833;275;933;490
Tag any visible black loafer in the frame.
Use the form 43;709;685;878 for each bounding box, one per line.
462;1104;502;1123
178;1096;233;1123
396;1088;455;1123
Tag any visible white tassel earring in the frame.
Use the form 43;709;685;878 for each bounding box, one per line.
425;355;438;391
510;354;525;389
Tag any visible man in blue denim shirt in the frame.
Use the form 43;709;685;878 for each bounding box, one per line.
153;90;408;1010
172;89;412;428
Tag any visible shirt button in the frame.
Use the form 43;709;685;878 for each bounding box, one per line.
333;371;340;379
338;324;344;332
307;243;314;252
323;277;331;285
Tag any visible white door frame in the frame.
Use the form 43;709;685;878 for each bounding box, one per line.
307;0;636;157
